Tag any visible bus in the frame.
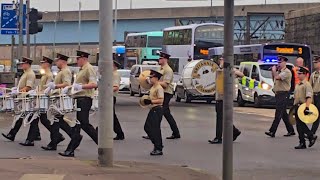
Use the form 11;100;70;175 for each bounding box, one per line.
162;23;224;75
208;43;313;71
124;31;163;68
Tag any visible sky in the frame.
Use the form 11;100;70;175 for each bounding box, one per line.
0;0;319;11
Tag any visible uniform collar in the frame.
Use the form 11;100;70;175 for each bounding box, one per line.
299;79;307;85
161;63;169;70
24;67;32;73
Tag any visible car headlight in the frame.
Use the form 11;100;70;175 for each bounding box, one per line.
40;69;45;75
261;82;271;90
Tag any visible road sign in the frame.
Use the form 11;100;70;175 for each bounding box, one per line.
0;3;26;35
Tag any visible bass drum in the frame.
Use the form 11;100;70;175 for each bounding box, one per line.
182;60;219;96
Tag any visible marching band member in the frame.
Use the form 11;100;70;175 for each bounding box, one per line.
20;56;65;146
2;57;35;142
41;53;81;151
143;52;180;140
59;50;98;157
96;60;125;140
143;70;164;156
265;55;295;138
208;56;242;144
310;55;320;134
293;67;317;149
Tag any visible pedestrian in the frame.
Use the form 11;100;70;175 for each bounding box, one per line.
41;53;80;151
292;57;309;86
310;55;320;134
293;66;317;149
19;56;66;146
59;50;98;157
265;55;295;137
143;69;164;155
143;52;180;140
2;57;36;142
208;56;242;144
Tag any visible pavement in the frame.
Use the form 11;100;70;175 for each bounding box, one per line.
0;157;218;180
0;93;320;180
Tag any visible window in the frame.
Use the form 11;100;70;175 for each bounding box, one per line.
194;25;224;42
243;64;251;77
130;67;136;75
148;36;163;47
163;29;192;45
251;65;260;81
168;58;179;73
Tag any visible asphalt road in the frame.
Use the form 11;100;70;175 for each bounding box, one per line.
0;92;320;180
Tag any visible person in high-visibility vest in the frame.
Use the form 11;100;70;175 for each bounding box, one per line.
293;57;309;86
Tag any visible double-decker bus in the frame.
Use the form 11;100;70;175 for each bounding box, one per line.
124;31;163;68
208;43;313;71
162;23;224;75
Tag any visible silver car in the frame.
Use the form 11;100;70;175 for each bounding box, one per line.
117;69;130;91
129;64;160;97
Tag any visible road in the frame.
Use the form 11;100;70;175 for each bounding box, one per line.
0;93;320;180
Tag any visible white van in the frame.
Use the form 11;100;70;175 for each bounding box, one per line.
237;62;294;107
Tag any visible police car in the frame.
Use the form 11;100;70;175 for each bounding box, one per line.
237;61;294;107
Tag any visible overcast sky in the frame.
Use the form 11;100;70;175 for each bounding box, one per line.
0;0;319;11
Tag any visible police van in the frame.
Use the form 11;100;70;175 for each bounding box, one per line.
237;61;294;107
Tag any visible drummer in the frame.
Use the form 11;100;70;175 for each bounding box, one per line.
41;53;81;151
2;57;36;142
58;50;98;157
20;56;65;146
293;67;317;149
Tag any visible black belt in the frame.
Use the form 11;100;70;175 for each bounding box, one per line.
74;96;91;100
151;106;162;110
275;91;289;94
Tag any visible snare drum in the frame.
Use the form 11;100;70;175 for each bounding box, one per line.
14;98;28;114
39;95;49;113
5;97;14;112
62;95;73;112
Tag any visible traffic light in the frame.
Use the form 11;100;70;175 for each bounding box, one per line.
29;8;43;34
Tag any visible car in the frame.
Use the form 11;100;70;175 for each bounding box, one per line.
129;64;161;97
117;69;130;91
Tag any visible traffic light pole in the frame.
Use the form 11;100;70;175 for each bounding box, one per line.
18;0;24;60
26;0;30;58
98;0;113;167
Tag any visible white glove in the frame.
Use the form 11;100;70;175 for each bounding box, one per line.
11;87;17;91
73;83;83;91
46;82;56;90
28;90;36;95
44;87;51;95
11;89;18;95
146;77;151;84
61;86;70;94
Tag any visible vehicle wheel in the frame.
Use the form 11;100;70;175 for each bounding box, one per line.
138;86;143;97
129;85;134;96
175;92;181;102
254;94;261;108
206;100;212;104
185;91;191;103
237;90;245;107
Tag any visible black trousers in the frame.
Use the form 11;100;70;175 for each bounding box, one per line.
114;96;124;137
311;94;320;134
163;93;180;136
215;100;240;140
66;97;97;152
49;115;74;147
269;92;294;133
144;106;163;151
296;108;313;143
27;113;63;142
9;115;40;137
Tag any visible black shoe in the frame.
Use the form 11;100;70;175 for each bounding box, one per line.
284;132;295;137
19;140;34;146
34;136;41;141
58;151;74;157
166;135;181;139
208;138;222;144
265;131;275;138
150;149;163;156
294;143;306;149
142;135;150;140
41;145;57;151
309;135;318;147
2;133;15;141
57;135;65;145
113;136;125;140
233;131;241;141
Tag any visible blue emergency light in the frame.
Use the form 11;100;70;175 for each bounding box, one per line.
263;56;278;63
